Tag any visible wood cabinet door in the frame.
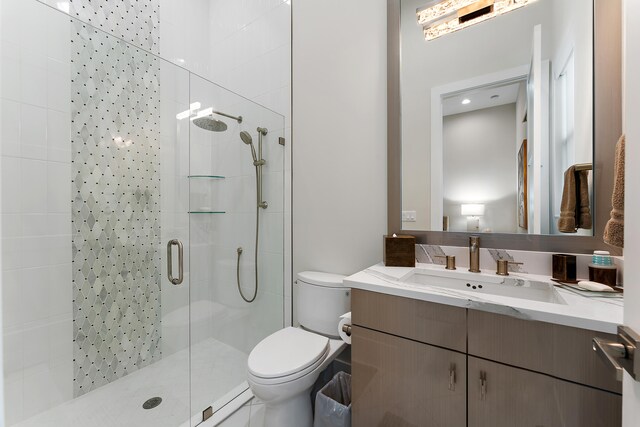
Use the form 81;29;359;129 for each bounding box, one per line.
352;325;466;427
468;357;621;427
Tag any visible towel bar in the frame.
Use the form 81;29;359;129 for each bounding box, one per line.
575;163;593;171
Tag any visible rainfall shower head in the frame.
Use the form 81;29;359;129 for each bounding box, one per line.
193;116;228;132
240;131;258;162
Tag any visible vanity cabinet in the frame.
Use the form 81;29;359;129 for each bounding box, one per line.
351;289;622;427
468;357;622;427
352;289;468;426
467;309;621;394
352;325;467;426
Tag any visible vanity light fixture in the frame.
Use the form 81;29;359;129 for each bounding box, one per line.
417;0;536;41
461;203;485;232
462;98;471;105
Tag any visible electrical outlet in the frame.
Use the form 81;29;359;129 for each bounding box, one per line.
402;211;417;222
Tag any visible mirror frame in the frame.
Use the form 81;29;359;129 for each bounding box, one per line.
387;0;623;255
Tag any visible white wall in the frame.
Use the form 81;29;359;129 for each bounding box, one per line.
443;104;518;233
623;0;640;423
292;0;387;288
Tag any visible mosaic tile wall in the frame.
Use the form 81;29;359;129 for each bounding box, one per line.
69;0;160;54
71;20;162;396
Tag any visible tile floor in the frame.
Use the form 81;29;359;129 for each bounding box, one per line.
12;338;249;427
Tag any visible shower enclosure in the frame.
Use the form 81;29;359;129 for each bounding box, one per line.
0;1;285;426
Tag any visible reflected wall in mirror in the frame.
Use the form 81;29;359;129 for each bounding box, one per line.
401;0;594;236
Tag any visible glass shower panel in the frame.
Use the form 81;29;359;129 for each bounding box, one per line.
1;1;192;425
188;74;285;422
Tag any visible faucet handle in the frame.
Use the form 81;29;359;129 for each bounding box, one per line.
434;255;456;270
496;259;523;276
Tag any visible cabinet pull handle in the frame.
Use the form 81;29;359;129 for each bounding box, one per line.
167;239;184;285
449;365;456;391
480;371;487;400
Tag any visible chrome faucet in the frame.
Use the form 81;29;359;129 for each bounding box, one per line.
469;236;480;273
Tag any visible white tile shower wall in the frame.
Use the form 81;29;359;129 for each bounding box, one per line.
0;1;73;424
69;19;163;397
206;0;292;326
37;0;160;55
159;0;212;77
47;0;292;328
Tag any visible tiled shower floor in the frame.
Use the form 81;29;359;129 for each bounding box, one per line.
13;338;249;427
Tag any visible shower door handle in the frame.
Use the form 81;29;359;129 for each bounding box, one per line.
167;239;184;285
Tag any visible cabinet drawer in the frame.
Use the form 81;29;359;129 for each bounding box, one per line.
468;357;621;427
352;289;466;352
352;325;466;427
468;310;621;393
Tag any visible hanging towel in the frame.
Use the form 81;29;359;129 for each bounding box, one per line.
577;169;592;229
558;166;578;232
558;166;592;233
604;135;625;247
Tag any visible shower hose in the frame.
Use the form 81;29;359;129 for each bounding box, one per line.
236;166;260;303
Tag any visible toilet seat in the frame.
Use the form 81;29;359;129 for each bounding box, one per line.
248;327;329;385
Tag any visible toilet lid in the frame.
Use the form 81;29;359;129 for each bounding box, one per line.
248;327;329;379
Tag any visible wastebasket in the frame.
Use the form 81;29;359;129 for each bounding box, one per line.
313;371;351;427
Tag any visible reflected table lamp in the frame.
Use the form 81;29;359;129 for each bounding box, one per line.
461;204;485;232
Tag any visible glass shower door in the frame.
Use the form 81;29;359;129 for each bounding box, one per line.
188;74;285;423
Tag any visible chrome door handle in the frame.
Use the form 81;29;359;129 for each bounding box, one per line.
592;325;640;381
167;239;184;285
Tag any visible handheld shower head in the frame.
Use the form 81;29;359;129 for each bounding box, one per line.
240;131;252;145
240;131;258;162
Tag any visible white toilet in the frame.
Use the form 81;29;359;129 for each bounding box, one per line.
247;271;350;427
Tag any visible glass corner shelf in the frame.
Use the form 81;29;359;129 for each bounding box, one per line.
189;211;226;214
188;175;225;179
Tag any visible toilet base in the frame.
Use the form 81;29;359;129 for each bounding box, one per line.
263;391;313;427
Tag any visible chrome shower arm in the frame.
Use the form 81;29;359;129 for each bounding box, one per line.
212;110;243;123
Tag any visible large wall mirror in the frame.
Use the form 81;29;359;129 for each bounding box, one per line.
388;0;622;253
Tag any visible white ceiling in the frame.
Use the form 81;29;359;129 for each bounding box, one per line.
442;81;524;116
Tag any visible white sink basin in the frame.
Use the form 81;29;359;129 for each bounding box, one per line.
401;267;567;305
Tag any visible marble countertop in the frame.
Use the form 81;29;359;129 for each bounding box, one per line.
345;263;623;334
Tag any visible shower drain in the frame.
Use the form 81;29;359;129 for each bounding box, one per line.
143;397;162;410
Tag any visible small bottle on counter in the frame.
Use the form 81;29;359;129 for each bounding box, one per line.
588;251;617;288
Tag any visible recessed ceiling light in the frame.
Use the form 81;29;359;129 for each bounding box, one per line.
462;99;471;105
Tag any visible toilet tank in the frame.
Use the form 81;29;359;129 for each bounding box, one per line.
296;271;350;338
